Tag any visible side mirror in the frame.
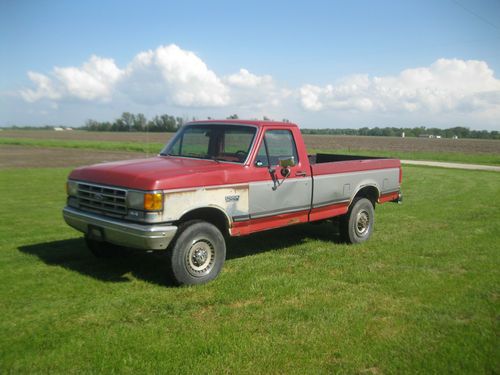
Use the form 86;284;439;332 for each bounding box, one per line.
278;156;295;177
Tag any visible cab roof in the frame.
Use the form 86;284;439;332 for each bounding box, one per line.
186;119;298;128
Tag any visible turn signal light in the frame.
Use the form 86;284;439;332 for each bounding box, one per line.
144;193;163;211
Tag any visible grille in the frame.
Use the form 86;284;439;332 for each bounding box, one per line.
77;182;127;216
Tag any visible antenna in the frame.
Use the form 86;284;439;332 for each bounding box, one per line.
146;116;150;158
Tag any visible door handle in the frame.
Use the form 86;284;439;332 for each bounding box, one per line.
295;171;307;177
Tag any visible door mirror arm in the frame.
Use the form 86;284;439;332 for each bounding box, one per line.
269;167;290;191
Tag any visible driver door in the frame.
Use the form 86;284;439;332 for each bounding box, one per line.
248;129;312;220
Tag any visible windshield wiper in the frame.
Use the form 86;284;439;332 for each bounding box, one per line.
159;153;222;162
209;156;222;163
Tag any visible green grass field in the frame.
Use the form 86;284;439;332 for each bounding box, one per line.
0;166;498;373
1;137;499;165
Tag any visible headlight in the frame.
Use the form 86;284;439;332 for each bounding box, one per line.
66;180;78;196
127;191;144;209
127;191;164;211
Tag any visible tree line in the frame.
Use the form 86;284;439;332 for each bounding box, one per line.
3;112;498;139
84;113;498;139
84;112;184;132
301;126;500;139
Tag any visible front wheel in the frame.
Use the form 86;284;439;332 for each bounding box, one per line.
340;198;375;244
168;221;226;285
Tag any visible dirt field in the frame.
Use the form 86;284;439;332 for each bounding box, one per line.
305;134;500;154
0;145;145;168
1;130;499;154
0;130;172;143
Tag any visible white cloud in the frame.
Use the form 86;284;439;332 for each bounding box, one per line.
20;72;62;102
21;56;123;102
21;44;285;109
54;56;123;100
300;84;326;111
123;45;230;107
19;50;500;127
300;58;500;115
225;68;273;88
222;68;287;108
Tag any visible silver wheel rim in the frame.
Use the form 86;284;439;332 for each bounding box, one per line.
186;239;215;277
355;210;370;236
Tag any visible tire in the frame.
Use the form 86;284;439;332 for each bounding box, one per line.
168;220;226;286
85;236;123;258
340;198;375;244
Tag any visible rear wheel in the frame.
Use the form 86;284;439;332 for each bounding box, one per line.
168;220;226;285
340;198;375;244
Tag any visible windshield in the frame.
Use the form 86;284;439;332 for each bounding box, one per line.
160;124;257;163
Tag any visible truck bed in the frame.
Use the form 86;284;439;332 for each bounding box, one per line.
309;153;382;164
307;152;401;222
308;153;400;175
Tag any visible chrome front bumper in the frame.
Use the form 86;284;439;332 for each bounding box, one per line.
63;206;178;250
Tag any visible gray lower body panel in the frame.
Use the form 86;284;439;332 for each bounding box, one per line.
312;168;401;207
63;206;177;250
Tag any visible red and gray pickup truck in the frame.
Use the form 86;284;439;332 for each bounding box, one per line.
63;120;402;285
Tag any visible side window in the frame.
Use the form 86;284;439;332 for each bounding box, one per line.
255;130;298;167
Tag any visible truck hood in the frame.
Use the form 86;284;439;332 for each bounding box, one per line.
69;156;248;191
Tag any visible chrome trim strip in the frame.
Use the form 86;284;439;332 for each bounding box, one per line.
380;188;400;195
76;181;128;194
76;205;124;218
232;214;250;222
250;204;310;219
78;189;127;201
312;198;350;209
163;182;250;194
312;168;400;180
69;179;163;194
239;199;348;216
158;155;249;166
63;206;177;250
78;195;127;207
78;203;126;216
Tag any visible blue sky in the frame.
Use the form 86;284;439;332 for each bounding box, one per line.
1;0;500;129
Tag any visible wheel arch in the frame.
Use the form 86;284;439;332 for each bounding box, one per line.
177;206;231;236
350;184;380;207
